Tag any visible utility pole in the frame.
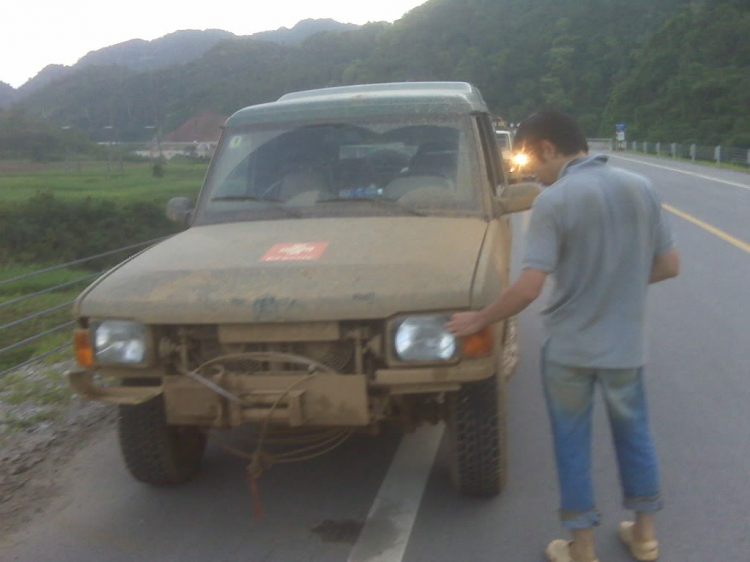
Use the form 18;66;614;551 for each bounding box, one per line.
103;126;114;174
144;125;162;159
61;126;72;174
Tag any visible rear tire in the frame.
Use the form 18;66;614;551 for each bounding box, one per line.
117;389;206;486
445;371;507;497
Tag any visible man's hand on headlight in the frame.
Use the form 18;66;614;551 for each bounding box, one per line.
446;311;486;337
446;269;548;338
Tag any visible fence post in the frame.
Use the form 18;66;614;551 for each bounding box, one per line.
609;139;614;151
715;146;721;164
656;142;661;156
747;149;750;166
671;143;677;158
690;144;696;162
644;141;648;154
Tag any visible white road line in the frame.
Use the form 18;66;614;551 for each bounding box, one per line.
608;154;750;190
347;424;444;562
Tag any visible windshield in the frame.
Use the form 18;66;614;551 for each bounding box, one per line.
193;116;484;225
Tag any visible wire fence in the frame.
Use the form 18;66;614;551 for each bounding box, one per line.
0;236;168;378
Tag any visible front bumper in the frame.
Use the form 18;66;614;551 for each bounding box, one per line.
68;356;494;427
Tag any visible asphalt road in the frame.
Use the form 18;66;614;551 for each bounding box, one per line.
2;153;749;562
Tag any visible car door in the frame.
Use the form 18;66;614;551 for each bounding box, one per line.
477;115;512;287
471;115;514;365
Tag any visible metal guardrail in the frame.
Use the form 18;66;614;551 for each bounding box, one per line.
600;139;750;167
587;138;614;152
0;236;167;378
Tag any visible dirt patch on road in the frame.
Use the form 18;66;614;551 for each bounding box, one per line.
0;362;116;538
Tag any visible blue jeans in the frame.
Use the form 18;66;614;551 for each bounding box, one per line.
541;343;664;529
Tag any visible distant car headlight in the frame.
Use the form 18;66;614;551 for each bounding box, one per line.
93;320;147;364
393;316;457;362
513;153;529;168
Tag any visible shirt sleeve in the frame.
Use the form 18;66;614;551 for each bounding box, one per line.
650;189;676;256
522;194;560;273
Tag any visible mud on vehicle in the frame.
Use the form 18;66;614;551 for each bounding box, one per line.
69;82;539;497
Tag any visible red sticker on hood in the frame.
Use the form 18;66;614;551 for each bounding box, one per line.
261;242;329;262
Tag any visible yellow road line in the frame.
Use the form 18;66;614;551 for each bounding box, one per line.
663;203;750;254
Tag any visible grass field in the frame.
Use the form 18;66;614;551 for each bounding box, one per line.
0;158;207;205
0;157;208;388
0;265;87;372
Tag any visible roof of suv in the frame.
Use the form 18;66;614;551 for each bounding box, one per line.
225;82;489;127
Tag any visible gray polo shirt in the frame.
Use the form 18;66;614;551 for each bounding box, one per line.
522;154;675;368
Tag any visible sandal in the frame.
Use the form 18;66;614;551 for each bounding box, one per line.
618;522;659;561
545;539;599;562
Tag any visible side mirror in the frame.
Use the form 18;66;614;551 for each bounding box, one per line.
496;182;541;214
166;197;194;226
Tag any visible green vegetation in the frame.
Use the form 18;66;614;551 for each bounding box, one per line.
0;367;71;436
0;265;80;374
0;161;206;379
0;162;205;264
0;159;205;204
603;0;750;145
0;109;105;161
1;370;71;406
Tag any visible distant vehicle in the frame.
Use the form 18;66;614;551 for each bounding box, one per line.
69;82;540;497
496;129;532;182
495;129;513;152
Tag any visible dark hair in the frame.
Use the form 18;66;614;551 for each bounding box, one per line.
514;108;588;157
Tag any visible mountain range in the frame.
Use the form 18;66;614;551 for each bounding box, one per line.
1;19;360;101
2;0;748;146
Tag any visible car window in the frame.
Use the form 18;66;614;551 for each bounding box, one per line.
193;116;485;225
478;118;508;195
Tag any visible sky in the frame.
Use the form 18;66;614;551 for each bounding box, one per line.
0;0;428;88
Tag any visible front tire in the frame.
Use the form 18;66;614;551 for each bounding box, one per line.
445;371;507;497
117;392;206;486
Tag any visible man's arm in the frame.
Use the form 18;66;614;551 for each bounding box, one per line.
650;248;680;284
446;268;547;337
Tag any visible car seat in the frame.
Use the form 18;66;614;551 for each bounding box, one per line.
406;140;458;179
278;169;332;202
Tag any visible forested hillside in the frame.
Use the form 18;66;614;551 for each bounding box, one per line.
7;0;749;145
603;0;750;145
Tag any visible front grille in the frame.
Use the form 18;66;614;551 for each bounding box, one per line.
191;340;356;374
162;323;376;376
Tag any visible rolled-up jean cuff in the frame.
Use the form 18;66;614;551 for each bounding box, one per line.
559;509;601;529
624;494;664;513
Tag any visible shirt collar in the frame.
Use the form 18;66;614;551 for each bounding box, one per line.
558;154;608;180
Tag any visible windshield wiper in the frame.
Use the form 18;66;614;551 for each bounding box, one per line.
316;197;426;217
209;196;301;218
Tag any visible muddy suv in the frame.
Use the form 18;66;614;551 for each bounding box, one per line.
69;82;539;497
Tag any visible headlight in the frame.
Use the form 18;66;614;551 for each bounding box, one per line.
393;316;457;362
93;320;147;364
513;153;529;167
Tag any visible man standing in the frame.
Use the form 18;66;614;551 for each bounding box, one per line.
447;109;679;562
